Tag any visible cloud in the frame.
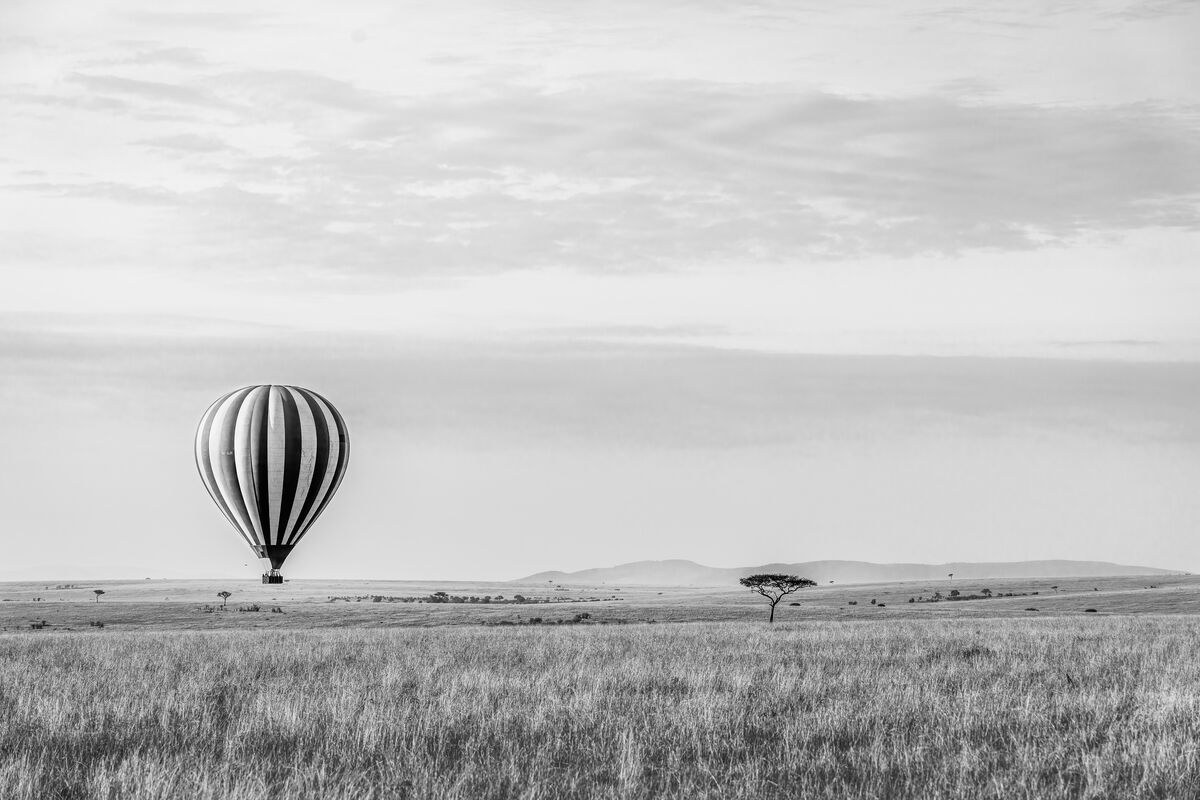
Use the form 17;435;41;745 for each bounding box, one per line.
1106;0;1198;20
66;72;228;110
2;179;179;205
118;11;274;31
209;69;391;116
110;45;211;66
134;132;233;152
3;319;1197;449
8;69;1198;279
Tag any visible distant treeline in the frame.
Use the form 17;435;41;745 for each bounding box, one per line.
326;592;623;605
910;589;1037;603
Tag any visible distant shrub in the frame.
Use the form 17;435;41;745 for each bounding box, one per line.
238;605;261;613
1084;609;1098;613
848;601;857;606
1025;608;1038;612
959;645;994;659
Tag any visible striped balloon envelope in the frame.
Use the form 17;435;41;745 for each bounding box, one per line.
195;385;350;579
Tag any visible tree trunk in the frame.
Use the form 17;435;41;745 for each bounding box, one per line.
769;601;776;623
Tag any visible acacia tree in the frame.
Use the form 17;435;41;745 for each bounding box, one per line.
93;590;105;603
217;591;232;608
739;574;817;622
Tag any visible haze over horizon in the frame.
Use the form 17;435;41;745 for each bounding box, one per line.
2;0;1199;581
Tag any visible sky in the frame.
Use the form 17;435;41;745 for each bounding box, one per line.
2;0;1198;580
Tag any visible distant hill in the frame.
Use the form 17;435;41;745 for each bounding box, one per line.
518;559;1176;586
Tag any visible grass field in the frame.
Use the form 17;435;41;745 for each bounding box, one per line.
4;608;1200;798
3;576;1199;798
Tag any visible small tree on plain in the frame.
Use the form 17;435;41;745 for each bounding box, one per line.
93;590;105;603
739;574;816;622
217;591;232;608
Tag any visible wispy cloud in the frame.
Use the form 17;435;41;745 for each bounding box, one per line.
134;132;233;152
7;75;1198;278
66;71;229;110
3;0;1197;284
119;10;275;31
3;319;1196;448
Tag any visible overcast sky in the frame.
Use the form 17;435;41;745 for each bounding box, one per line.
2;0;1198;580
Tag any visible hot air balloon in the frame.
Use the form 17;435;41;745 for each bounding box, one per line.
195;385;349;583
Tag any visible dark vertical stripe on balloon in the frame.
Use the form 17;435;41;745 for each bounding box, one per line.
294;390;350;544
216;387;259;545
289;388;330;545
195;391;246;542
278;387;303;546
250;387;272;545
324;392;351;496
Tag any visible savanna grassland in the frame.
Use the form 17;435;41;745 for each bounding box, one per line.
3;616;1200;800
2;573;1195;632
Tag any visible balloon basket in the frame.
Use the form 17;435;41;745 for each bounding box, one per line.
262;571;284;584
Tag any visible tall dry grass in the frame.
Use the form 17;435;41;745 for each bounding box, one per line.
2;618;1199;799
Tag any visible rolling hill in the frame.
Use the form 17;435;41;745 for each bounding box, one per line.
519;558;1176;586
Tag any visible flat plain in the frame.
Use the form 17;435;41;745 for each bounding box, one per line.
2;572;1196;631
2;574;1199;799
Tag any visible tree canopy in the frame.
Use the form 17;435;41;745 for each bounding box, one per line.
739;574;817;622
